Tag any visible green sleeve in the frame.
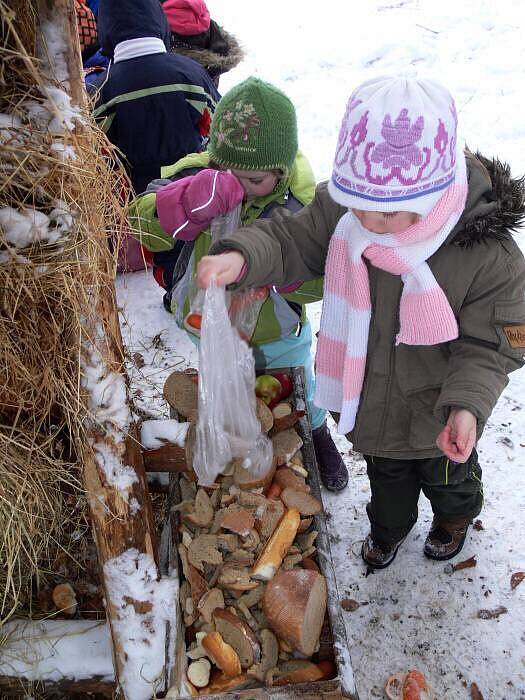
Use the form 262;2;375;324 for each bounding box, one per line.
128;192;174;253
281;277;324;304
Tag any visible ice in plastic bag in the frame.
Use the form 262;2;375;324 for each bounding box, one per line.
192;279;274;486
184;205;268;341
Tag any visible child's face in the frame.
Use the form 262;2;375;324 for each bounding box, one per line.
230;169;280;200
353;209;421;234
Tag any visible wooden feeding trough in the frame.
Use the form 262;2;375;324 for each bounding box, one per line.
162;367;358;699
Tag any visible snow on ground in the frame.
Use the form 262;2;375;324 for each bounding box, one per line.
116;1;525;697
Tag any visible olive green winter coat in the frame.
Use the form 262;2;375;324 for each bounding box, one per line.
211;152;525;458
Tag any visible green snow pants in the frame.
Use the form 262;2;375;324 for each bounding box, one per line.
364;451;483;546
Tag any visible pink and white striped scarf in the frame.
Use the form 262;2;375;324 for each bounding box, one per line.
315;154;468;435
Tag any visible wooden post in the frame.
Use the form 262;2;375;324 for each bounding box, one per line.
35;1;164;696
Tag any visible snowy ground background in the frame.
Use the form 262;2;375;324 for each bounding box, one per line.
116;1;525;697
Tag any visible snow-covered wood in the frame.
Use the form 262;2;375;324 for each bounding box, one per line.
34;1;167;698
0;620;115;697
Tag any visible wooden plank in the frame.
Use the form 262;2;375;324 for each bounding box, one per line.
143;444;189;472
0;676;116;697
34;1;164;696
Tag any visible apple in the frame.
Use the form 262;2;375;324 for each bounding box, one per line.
272;372;293;400
255;374;282;407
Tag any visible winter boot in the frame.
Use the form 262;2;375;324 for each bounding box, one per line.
361;533;406;569
423;517;471;560
163;292;173;313
312;422;348;491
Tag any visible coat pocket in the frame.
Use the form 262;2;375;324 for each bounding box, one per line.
406;384;444;450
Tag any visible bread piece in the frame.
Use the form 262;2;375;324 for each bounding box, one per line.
297;516;313;533
213;608;261;669
226;549;255;566
186;631;208;661
187;658;211;688
255;498;285;541
282;552;303;570
220;506;255;537
297;530;318;551
218;566;259;592
271;410;305;435
237;583;265;609
180;475;197;502
238;491;268;511
184;488;214;528
197;587;225;623
271;429;303;466
187;564;209;608
272;402;292;419
280;487;322;516
274;467;310;494
199;670;251;695
233;456;276;491
163;370;198;420
271;659;324;686
263;569;327;656
247;628;279;683
217;533;240;553
241;528;260;551
302;557;320;573
251;508;301;581
52;583;77;616
202;631;242;678
256;398;274;433
188;535;223;572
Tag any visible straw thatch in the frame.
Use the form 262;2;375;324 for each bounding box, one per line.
0;0;128;624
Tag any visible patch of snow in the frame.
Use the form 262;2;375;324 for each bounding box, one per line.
141;419;190;449
50;140;77;161
91;440;138;493
38;19;70;86
103;549;178;700
0;620;114;682
42;86;83;134
129;497;141;516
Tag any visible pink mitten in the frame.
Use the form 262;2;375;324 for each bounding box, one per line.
156;169;244;241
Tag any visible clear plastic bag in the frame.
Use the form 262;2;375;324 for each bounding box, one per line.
192;279;274;486
184;205;268;341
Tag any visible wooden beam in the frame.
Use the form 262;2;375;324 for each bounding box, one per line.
143;444;189;472
35;0;163;696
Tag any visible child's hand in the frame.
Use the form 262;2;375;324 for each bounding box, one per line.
436;408;477;462
197;252;246;288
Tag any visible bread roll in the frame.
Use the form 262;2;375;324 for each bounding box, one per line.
202;631;242;678
251;508;301;581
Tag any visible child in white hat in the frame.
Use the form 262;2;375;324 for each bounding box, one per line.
196;76;525;568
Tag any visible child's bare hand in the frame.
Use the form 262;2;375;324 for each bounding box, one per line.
196;251;246;288
436;408;477;462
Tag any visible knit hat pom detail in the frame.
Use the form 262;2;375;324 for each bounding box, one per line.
329;76;461;216
208;77;298;175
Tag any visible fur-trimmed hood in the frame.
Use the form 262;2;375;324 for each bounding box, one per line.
451;150;525;247
170;22;243;78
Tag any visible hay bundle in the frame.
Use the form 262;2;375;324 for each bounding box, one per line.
0;0;128;622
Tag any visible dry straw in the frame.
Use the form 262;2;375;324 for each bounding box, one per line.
0;0;129;623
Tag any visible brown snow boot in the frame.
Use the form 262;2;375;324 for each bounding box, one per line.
312;422;348;491
423;516;471;561
361;533;406;569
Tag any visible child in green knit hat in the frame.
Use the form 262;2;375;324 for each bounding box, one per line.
130;77;349;491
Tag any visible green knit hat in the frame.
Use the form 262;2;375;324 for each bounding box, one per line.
208;77;298;175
